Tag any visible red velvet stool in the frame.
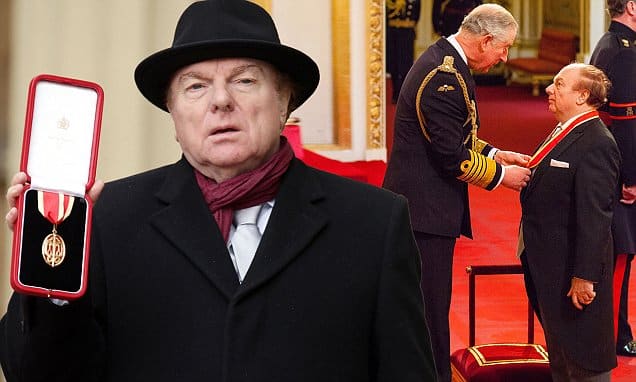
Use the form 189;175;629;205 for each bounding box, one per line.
450;265;552;381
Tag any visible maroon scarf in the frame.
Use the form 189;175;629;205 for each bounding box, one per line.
195;137;294;241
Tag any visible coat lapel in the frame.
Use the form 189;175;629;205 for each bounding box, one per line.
523;125;585;200
150;159;240;299
237;160;328;299
146;158;328;300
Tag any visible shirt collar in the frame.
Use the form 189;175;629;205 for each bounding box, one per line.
560;110;596;129
446;34;468;65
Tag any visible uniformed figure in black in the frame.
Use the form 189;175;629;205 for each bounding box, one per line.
433;0;482;37
589;0;636;358
386;0;421;103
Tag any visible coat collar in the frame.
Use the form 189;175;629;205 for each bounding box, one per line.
436;37;476;92
151;158;240;299
609;20;636;42
149;157;328;301
236;159;328;299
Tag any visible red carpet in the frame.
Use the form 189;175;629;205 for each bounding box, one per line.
455;187;636;380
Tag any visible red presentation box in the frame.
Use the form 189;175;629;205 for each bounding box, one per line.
10;74;104;300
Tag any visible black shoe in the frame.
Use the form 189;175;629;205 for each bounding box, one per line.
617;340;636;356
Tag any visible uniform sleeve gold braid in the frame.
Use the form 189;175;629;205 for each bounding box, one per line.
474;138;489;154
457;150;497;188
388;19;417;28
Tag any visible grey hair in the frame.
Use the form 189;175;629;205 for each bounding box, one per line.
460;3;518;41
568;63;612;109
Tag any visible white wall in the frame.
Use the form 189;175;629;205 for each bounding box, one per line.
272;1;334;145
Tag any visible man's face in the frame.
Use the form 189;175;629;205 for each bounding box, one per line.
167;58;290;182
545;66;584;123
472;28;516;73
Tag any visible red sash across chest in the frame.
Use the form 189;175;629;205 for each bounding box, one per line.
527;110;599;169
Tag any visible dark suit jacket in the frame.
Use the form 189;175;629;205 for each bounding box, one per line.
383;38;500;238
0;158;436;381
521;118;620;371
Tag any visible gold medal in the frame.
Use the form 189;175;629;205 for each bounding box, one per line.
42;225;66;267
37;191;74;267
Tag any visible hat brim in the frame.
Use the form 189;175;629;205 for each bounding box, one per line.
134;40;320;112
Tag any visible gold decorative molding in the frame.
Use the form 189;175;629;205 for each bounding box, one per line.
580;0;589;57
333;0;351;148
281;0;386;152
250;0;271;12
367;0;384;149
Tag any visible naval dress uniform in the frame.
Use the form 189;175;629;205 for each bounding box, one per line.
383;37;504;382
386;0;420;103
590;20;636;354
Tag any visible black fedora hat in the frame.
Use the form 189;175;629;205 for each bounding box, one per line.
134;0;320;112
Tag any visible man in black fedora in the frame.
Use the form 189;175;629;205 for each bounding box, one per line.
0;1;436;381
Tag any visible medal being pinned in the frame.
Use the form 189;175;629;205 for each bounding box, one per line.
37;191;74;267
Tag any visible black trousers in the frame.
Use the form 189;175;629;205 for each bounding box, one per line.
414;231;456;382
521;254;610;381
386;27;415;103
617;253;635;350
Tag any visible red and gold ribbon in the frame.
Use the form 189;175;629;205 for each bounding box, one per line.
527;110;599;169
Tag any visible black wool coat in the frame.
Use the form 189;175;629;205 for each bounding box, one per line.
0;158;436;382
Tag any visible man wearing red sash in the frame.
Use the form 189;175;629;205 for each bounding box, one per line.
519;63;620;381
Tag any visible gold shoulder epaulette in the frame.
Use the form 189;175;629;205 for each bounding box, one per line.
439;56;455;73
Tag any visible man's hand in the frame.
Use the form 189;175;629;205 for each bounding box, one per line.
5;172;104;232
87;179;105;203
494;150;531;167
620;184;636;205
5;172;27;231
567;277;596;310
501;165;531;191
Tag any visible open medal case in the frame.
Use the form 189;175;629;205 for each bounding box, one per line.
10;74;103;300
